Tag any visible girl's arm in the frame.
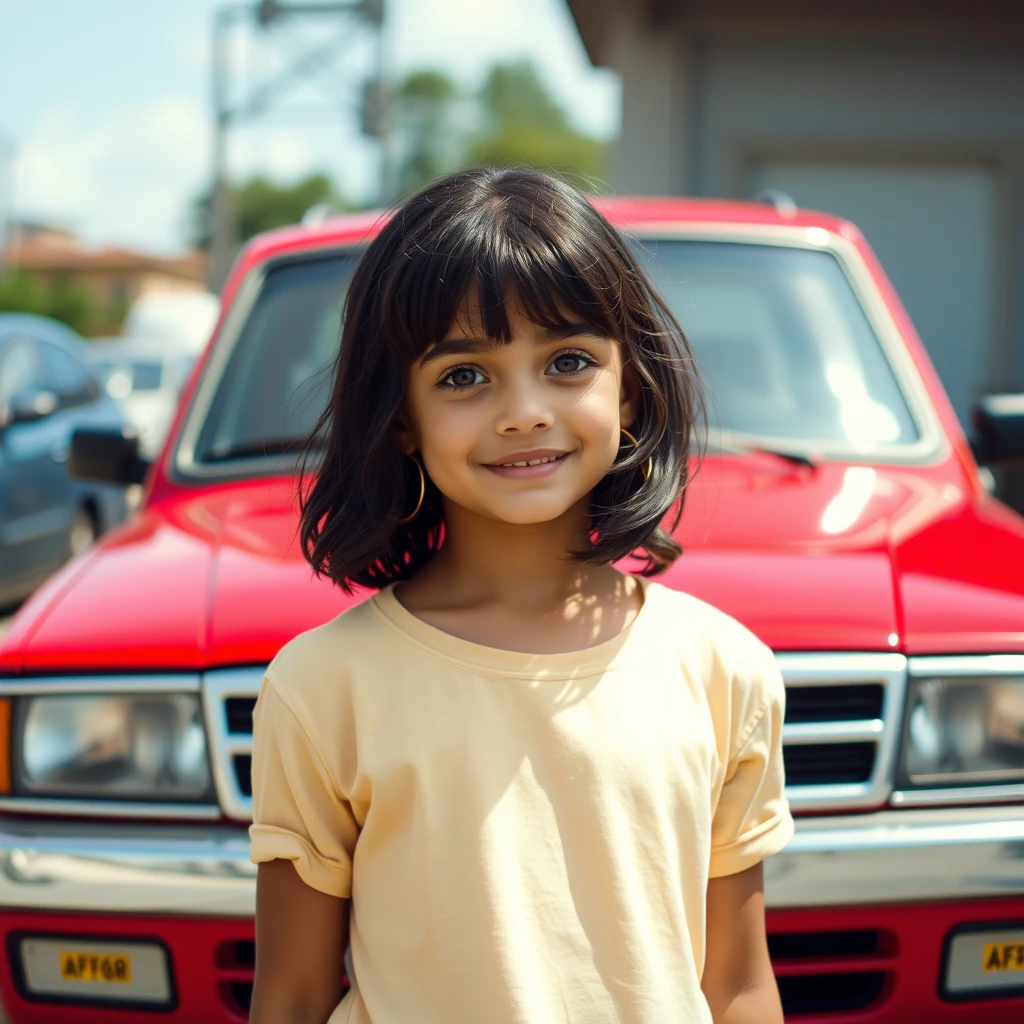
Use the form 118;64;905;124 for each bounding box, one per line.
701;863;784;1024
250;860;350;1024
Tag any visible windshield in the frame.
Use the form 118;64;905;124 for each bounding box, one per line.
186;241;920;468
641;241;919;451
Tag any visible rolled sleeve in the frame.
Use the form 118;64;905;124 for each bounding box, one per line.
248;676;357;899
709;662;794;878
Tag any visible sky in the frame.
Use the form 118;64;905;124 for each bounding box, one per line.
0;0;619;256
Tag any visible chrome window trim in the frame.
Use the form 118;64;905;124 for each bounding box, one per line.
172;260;270;482
893;654;1024;805
0;675;201;696
0;798;221;820
0;675;218;819
775;651;906;812
202;666;266;821
782;719;884;744
909;654;1024;677
890;783;1024;808
172;251;347;483
170;224;948;484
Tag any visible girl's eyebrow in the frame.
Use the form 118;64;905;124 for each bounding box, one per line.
418;335;500;367
419;323;602;367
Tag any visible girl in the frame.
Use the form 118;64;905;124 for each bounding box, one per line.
249;167;793;1024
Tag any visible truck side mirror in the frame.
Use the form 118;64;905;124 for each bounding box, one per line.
972;394;1024;465
69;427;151;485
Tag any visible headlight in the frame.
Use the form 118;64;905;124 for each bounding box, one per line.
902;675;1024;786
14;694;213;802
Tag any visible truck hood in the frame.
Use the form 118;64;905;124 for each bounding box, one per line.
3;455;1023;673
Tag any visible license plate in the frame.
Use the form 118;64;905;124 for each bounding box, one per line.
945;927;1024;997
59;950;132;984
983;942;1024;973
18;936;172;1006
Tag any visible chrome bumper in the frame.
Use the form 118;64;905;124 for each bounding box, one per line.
1;806;1023;917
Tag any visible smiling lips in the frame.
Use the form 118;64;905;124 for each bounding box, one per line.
484;449;572;479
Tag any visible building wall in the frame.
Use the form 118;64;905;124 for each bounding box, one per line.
687;40;1024;420
587;15;1024;506
605;31;1024;417
604;7;685;195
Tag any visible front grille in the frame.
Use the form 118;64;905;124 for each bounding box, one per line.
225;696;256;735
777;972;887;1016
216;939;346;1017
234;754;253;797
769;929;881;960
770;928;895;1017
203;655;906;819
783;743;876;785
777;653;904;812
202;667;267;820
785;684;883;724
215;939;255;1017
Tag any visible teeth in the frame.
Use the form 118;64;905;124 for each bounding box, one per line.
499;454;563;467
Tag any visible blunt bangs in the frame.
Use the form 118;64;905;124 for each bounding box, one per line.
381;174;628;365
300;166;704;592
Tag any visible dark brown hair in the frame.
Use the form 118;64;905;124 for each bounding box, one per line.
300;166;703;592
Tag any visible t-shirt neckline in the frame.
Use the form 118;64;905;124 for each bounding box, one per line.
369;577;659;679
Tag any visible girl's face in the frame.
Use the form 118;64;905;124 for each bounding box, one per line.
401;293;638;527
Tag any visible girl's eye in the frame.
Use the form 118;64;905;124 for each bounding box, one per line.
547;351;596;376
439;366;487;390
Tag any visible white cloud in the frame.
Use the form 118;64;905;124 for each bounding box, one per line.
6;0;620;253
16;96;210;254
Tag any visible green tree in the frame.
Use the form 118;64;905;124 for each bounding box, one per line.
0;270;97;335
466;62;606;191
0;271;43;316
395;70;461;199
393;60;607;198
188;172;345;251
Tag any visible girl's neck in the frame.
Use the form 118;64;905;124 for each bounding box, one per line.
425;499;594;611
394;500;644;652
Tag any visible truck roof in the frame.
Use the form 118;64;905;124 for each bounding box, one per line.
240;195;860;270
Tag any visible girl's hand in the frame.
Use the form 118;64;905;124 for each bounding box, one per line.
701;863;784;1024
250;860;350;1024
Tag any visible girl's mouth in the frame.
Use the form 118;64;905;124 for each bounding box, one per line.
484;451;571;479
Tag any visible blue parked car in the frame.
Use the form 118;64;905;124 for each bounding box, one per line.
0;314;129;605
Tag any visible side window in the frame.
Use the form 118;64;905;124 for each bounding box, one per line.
38;342;99;408
0;339;46;405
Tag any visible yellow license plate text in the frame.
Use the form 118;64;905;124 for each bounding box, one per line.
59;951;132;984
983;942;1024;973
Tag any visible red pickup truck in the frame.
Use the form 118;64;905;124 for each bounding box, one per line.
1;197;1023;1023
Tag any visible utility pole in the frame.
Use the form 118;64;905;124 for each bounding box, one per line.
0;130;15;278
207;0;390;293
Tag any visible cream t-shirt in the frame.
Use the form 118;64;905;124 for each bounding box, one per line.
249;580;794;1024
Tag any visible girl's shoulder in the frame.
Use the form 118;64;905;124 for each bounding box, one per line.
263;594;387;712
644;581;777;674
644;582;784;750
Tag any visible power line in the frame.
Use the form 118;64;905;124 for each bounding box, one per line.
208;0;390;292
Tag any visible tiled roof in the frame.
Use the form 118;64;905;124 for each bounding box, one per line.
4;243;207;281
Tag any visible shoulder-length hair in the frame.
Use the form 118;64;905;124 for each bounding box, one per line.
299;166;704;592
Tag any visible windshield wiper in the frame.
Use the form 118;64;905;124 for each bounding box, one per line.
202;437;319;462
705;439;818;469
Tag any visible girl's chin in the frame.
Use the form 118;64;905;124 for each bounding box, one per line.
477;497;590;526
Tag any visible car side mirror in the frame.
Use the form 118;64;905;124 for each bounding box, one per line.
69;426;151;485
972;394;1024;465
1;387;60;427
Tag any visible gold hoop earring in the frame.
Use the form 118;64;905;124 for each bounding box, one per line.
396;454;426;523
620;428;652;483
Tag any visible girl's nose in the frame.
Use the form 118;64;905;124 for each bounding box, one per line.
494;378;555;435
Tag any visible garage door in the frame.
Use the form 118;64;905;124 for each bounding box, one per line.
748;160;998;429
